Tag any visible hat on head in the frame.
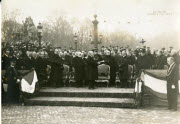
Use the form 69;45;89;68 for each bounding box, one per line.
161;47;165;50
139;48;145;53
75;52;79;57
120;48;126;52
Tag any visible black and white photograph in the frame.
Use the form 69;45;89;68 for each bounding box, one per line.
1;0;180;123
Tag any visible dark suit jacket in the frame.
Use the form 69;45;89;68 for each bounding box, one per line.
4;66;19;102
118;56;129;80
166;62;179;92
136;55;151;75
155;55;166;69
72;57;85;80
86;56;98;80
2;54;10;70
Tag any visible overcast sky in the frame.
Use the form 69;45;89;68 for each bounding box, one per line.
2;0;180;48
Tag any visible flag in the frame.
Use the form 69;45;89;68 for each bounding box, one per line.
135;69;180;100
135;79;142;93
21;70;38;93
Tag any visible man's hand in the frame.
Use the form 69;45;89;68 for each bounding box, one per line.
17;79;20;83
172;85;175;89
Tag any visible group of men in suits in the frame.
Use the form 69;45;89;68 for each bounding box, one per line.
2;44;180;109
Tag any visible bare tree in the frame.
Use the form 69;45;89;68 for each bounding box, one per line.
2;20;22;43
100;30;139;48
49;16;74;47
77;18;93;50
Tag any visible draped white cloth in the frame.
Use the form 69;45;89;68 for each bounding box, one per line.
135;71;180;94
21;70;38;93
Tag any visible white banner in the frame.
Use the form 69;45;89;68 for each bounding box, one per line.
144;74;167;94
135;73;180;94
21;70;38;93
135;79;142;93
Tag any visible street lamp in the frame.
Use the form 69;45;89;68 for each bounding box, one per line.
99;34;103;44
74;33;78;51
90;33;103;50
37;23;43;48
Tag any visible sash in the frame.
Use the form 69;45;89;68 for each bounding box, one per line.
166;63;176;76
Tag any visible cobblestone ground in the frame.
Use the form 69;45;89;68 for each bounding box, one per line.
2;105;180;124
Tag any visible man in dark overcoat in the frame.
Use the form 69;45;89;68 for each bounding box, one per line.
155;50;166;69
4;59;20;103
171;50;180;70
103;50;118;87
2;49;11;70
118;49;129;88
146;49;155;69
86;51;98;89
49;52;64;87
135;48;151;75
72;52;85;87
20;51;32;70
166;57;179;111
64;52;72;66
15;52;24;70
82;53;89;86
36;52;48;87
94;50;103;62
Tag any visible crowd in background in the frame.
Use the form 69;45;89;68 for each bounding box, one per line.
2;41;180;103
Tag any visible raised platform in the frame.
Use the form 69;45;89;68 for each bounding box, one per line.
38;87;134;98
25;87;136;108
40;87;134;93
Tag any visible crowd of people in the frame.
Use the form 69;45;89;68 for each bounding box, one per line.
2;41;180;103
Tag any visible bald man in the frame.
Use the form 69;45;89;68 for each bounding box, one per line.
166;57;179;111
